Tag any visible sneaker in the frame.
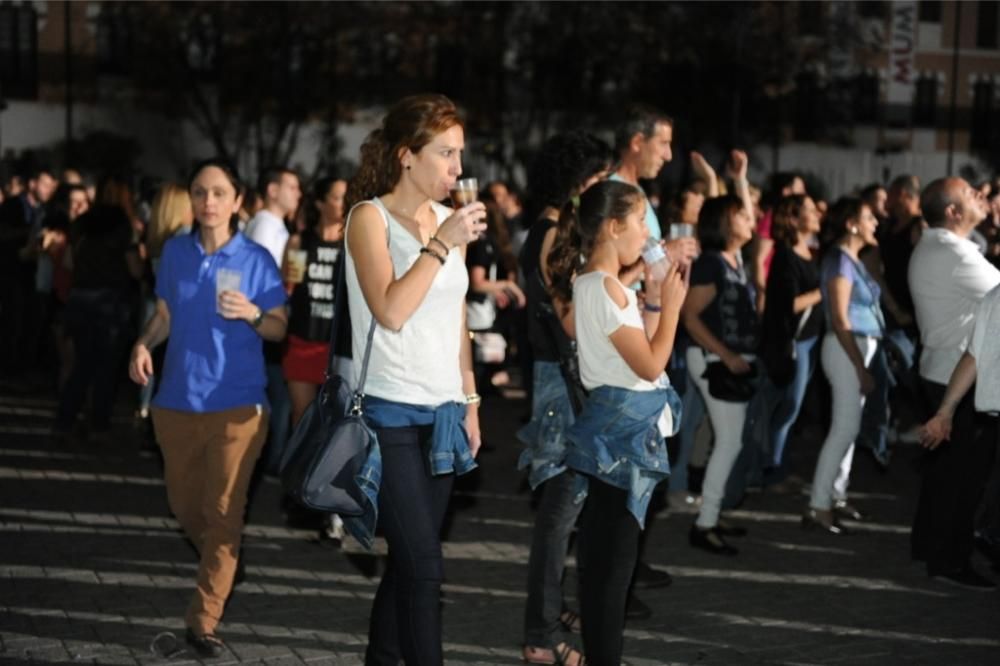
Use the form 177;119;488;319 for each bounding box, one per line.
929;565;997;591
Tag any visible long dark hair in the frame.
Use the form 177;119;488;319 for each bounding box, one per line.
820;196;867;252
772;194;809;246
346;94;463;212
523;131;613;225
547;180;644;303
187;157;243;234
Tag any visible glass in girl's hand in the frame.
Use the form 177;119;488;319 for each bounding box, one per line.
450;178;479;208
641;238;671;283
215;268;242;314
285;249;308;284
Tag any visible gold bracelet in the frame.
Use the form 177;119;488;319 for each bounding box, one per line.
464;393;482;406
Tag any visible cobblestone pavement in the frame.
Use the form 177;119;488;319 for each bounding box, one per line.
1;380;998;665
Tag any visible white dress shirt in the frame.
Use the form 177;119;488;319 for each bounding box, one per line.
909;227;1000;385
244;209;289;269
969;285;1000;413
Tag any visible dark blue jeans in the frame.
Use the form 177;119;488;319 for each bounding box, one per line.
765;336;819;482
56;288;130;432
524;470;584;647
365;424;453;666
857;342;891;458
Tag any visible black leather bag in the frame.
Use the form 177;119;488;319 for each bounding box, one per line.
280;215;384;515
703;361;757;402
280;371;373;516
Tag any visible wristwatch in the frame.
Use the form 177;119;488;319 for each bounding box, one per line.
251;308;264;328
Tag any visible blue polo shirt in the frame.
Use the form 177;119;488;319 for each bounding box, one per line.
153;231;286;413
609;172;661;240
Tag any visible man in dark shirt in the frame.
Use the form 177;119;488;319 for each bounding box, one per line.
0;167;58;374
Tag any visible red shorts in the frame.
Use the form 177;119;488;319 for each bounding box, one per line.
282;334;330;385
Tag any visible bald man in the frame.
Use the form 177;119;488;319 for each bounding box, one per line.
909;177;1000;589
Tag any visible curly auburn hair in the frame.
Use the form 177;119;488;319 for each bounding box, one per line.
345;94;463;212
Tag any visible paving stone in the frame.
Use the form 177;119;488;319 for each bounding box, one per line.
3;384;1000;665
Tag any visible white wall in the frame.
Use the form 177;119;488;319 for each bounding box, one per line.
750;141;992;199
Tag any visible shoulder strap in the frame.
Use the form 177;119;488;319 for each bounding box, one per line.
331;200;392;410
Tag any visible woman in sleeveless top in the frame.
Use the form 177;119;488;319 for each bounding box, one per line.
343;94;487;666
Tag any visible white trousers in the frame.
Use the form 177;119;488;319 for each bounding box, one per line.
687;347;749;528
809;333;878;510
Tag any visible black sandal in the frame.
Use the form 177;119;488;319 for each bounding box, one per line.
559;609;581;633
554;642;586;666
522;642;584;665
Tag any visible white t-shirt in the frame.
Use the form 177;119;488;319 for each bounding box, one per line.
909;227;1000;384
344;198;466;406
573;271;657;392
968;284;1000;413
245;209;290;268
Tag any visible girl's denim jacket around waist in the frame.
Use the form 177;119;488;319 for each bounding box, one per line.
565;384;681;528
516;361;576;489
342;396;477;550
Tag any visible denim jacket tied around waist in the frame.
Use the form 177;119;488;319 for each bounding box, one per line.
565;384;681;528
342;396;477;550
516;361;576;489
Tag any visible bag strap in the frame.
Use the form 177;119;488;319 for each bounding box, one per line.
339;199;394;413
532;267;587;415
794;305;813;338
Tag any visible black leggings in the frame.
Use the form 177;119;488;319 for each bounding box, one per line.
577;477;640;666
365;425;454;666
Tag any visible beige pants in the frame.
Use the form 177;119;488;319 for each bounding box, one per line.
152;405;268;634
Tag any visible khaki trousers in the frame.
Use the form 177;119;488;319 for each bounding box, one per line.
152;405;268;634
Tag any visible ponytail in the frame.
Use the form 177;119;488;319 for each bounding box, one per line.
546;180;644;304
547;200;586;304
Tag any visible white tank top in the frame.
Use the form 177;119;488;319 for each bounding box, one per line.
344;197;467;406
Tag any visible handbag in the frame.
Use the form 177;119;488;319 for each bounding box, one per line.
702;357;758;402
473;331;507;364
280;205;387;515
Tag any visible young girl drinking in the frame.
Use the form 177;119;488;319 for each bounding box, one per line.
551;180;687;664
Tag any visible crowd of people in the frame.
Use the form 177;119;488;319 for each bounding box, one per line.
2;94;1000;664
